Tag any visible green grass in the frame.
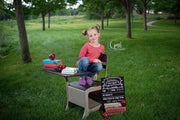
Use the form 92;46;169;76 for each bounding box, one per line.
152;19;180;30
0;23;18;58
0;15;180;120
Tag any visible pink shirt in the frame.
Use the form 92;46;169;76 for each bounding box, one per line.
76;42;105;66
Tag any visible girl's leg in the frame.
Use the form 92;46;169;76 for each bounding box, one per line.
86;63;103;85
77;57;90;85
77;57;90;77
87;63;103;78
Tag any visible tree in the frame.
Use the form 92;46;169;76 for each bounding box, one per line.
0;1;15;22
100;1;105;30
0;0;5;18
13;0;32;63
22;4;31;20
104;1;119;27
83;0;133;37
120;0;132;38
30;0;47;31
46;0;77;29
46;0;66;28
130;0;136;28
168;0;180;23
134;0;152;30
135;0;143;14
82;0;109;30
29;0;66;31
153;0;180;23
141;0;151;31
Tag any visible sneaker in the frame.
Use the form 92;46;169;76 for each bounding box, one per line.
79;77;86;86
87;77;93;85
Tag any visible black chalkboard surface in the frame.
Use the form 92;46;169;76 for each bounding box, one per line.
101;76;125;103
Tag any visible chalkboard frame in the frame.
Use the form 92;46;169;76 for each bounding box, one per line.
101;76;125;104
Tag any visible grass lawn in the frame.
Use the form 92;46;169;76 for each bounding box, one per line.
0;15;180;120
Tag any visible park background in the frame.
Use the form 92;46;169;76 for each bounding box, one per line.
0;0;180;120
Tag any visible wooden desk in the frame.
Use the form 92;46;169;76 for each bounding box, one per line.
44;69;102;119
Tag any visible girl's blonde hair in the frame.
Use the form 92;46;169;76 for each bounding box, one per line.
82;24;100;36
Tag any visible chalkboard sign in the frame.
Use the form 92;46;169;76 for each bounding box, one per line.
101;76;125;103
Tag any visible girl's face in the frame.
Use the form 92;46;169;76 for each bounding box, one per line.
87;29;100;43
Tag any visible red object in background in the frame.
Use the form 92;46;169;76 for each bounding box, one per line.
58;64;66;72
121;100;127;107
102;112;109;119
49;54;55;60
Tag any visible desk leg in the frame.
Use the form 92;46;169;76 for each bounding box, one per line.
64;76;69;111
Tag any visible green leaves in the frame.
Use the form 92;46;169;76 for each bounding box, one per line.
152;0;180;15
29;0;66;16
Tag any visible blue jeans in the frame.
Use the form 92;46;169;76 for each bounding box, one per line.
77;57;103;78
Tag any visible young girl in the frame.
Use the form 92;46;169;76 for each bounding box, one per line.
76;24;105;86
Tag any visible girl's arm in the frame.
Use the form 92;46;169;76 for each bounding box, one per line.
94;45;105;63
79;44;88;60
79;43;94;63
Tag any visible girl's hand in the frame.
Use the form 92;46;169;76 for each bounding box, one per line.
93;59;102;63
93;73;98;80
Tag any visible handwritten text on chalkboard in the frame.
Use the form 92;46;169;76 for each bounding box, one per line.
101;77;125;103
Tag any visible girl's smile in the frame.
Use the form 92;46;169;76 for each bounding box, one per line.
87;29;100;44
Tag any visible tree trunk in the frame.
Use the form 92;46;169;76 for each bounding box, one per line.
124;0;132;39
126;9;131;39
13;0;32;63
174;13;177;24
107;17;109;28
120;0;132;38
48;11;50;28
42;13;45;31
101;6;104;30
143;0;147;31
131;11;133;28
